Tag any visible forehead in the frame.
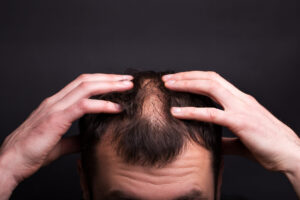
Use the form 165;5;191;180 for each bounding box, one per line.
92;140;215;200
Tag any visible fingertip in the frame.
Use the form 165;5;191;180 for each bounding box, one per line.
162;74;173;81
119;80;134;88
164;80;176;87
122;80;133;86
171;107;182;115
112;103;123;112
122;75;134;80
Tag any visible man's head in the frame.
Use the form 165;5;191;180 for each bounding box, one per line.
78;70;223;200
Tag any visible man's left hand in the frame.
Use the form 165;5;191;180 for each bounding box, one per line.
162;71;300;174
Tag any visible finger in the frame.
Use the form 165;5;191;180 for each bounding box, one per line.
162;71;248;99
171;107;230;127
56;80;133;108
49;73;133;104
44;135;80;166
163;71;217;81
222;137;255;161
64;98;123;122
165;79;236;108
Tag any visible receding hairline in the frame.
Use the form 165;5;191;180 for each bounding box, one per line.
96;120;209;160
79;70;222;196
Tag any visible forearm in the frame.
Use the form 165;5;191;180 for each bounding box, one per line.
0;172;17;200
0;153;18;200
283;137;300;199
285;162;300;198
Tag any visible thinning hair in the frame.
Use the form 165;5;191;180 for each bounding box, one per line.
78;70;222;195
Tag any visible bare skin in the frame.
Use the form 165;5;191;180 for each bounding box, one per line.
162;71;300;198
0;73;134;200
0;71;299;199
78;138;217;200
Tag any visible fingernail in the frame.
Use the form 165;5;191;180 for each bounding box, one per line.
122;75;133;80
122;81;132;86
166;80;176;85
162;74;173;81
171;107;182;113
114;103;122;110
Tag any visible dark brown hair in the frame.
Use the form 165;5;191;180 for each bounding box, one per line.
78;70;222;196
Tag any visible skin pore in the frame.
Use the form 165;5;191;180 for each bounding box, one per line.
78;136;221;200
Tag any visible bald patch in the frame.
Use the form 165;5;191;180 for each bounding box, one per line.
139;78;166;125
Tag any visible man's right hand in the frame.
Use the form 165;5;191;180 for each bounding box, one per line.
0;73;133;200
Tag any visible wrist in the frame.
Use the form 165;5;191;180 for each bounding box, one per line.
0;152;19;199
284;155;300;179
282;141;300;177
284;157;300;198
278;134;300;173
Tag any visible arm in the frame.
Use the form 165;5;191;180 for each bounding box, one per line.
162;71;300;198
285;156;300;197
0;73;133;200
0;153;18;200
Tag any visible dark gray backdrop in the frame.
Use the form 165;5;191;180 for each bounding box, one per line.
1;0;299;199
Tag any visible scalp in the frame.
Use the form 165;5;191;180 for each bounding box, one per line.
79;70;222;187
137;78;167;127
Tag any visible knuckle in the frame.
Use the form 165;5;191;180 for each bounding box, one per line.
42;97;53;106
79;81;92;90
206;79;217;90
182;80;189;88
207;71;219;79
77;99;90;111
177;73;184;79
180;71;193;78
193;80;204;92
47;111;62;125
111;74;122;79
112;81;121;87
44;111;69;133
77;74;90;81
188;107;199;117
206;109;218;121
102;82;118;93
245;93;257;103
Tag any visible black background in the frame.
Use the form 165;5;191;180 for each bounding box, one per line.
1;0;300;199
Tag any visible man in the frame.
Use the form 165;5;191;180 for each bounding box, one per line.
78;71;222;200
0;70;299;200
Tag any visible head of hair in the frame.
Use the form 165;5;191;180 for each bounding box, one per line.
78;70;222;195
